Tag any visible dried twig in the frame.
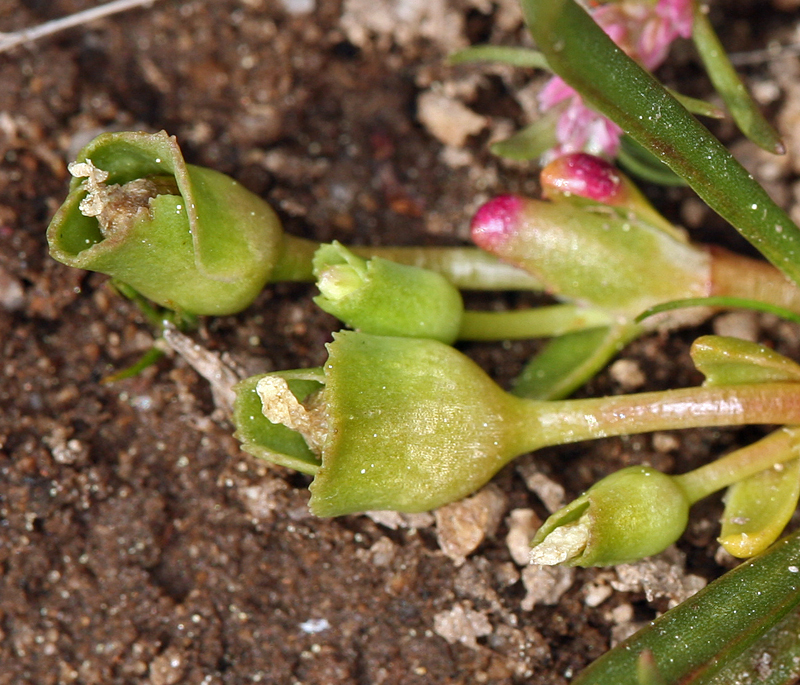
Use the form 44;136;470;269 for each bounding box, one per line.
0;0;158;54
728;42;800;66
161;324;244;417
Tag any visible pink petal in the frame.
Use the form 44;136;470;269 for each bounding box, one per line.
638;19;675;69
656;0;693;39
538;76;576;110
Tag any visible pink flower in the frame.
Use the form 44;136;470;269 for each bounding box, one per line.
539;0;693;161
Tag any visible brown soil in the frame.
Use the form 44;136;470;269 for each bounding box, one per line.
2;1;800;683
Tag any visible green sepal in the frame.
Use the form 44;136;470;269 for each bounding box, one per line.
571;530;800;684
691;335;800;386
512;323;639;400
233;370;324;475
720;453;800;558
47;130;285;315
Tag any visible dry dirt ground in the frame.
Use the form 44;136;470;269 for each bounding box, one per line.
3;1;800;683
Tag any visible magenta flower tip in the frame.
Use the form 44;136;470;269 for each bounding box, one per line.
541;153;623;204
470;195;524;250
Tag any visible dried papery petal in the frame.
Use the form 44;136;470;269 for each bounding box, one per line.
256;376;328;455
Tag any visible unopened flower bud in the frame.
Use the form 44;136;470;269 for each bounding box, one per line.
541;153;625;204
540;153;681;237
313;242;463;343
470;195;709;316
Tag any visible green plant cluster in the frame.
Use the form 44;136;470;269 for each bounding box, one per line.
45;0;800;682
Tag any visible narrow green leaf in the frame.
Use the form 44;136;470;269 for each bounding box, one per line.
667;89;725;119
571;530;800;684
511;323;640;400
692;1;784;154
617;136;687;186
490;109;560;161
702;605;800;685
520;0;800;288
101;346;165;383
448;44;550;69
719;455;800;558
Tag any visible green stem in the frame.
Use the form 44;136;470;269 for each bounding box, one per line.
710;246;800;313
509;382;800;457
360;245;543;290
449;45;550;69
101;346;165;383
268;234;319;281
270;234;544;291
674;426;800;503
458;304;611;341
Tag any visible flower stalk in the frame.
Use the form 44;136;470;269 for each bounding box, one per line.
531;336;800;566
47;130;542;316
235;331;800;517
313;241;612;342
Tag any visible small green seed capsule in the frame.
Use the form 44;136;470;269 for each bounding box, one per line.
47;130;285;315
313;242;464;344
530;466;691;567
